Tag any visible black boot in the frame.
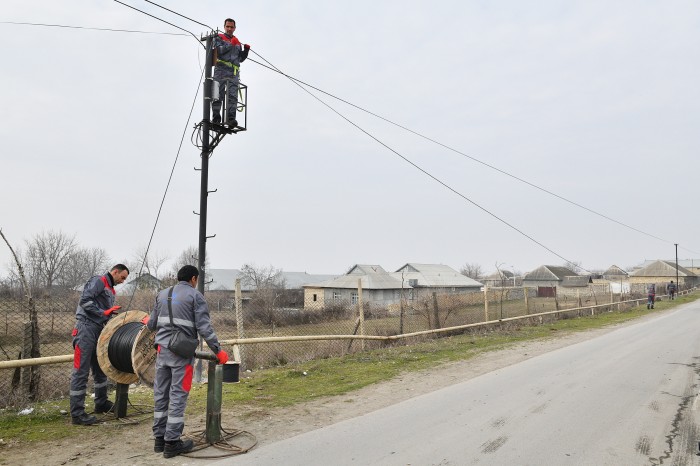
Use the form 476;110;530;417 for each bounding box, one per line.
154;437;165;453
71;413;98;426
163;439;194;458
95;399;114;414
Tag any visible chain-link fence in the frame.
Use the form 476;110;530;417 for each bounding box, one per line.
0;282;666;408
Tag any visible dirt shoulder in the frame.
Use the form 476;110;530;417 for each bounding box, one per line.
0;314;656;466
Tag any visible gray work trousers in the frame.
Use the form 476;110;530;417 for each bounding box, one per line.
212;71;239;124
69;320;109;417
152;347;194;441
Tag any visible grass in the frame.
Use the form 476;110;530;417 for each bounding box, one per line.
0;291;696;447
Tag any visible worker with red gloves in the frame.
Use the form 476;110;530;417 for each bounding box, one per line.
146;265;228;458
69;264;130;426
211;17;250;127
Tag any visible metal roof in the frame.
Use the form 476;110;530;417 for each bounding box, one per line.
306;272;407;290
206;269;338;291
629;260;696;277
392;263;482;288
602;265;628;276
523;265;579;281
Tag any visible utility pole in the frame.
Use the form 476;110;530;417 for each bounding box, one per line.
194;33;215;383
198;34;214;295
675;243;679;292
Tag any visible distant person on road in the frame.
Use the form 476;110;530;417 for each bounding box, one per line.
69;264;129;426
666;280;677;300
212;18;250;127
647;283;656;309
146;265;229;458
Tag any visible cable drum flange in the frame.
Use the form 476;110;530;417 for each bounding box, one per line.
97;310;149;385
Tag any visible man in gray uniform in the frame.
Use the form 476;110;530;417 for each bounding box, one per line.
211;18;250;127
146;265;229;458
70;264;129;425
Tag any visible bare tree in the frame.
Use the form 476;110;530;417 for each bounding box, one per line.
1;229;41;399
132;245;169;279
563;260;583;274
170;246;209;278
60;247;111;289
23;230;77;291
240;263;287;325
460;262;484;280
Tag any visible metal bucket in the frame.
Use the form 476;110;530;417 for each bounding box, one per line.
222;361;240;383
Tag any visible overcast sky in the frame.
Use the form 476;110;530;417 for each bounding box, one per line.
1;0;699;279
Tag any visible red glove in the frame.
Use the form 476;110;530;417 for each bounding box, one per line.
216;350;229;365
103;305;121;316
244;44;250;51
140;316;149;325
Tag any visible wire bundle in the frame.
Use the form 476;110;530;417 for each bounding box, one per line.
108;322;144;373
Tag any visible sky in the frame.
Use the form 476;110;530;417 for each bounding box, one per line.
1;0;699;279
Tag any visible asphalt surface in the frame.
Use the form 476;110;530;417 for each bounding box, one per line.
217;302;700;465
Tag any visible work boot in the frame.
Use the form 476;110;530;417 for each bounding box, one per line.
163;439;194;458
71;413;98;426
154;437;165;453
226;117;238;127
95;400;114;414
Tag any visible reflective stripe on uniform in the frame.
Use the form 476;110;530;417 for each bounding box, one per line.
167;416;185;424
70;389;86;396
94;381;109;388
217;60;239;75
154;411;166;419
172;318;195;328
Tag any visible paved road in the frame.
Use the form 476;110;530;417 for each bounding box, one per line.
218;302;700;465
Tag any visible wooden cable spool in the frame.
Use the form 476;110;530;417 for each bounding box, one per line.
97;310;156;385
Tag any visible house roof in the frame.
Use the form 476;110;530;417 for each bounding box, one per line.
392;263;482;287
641;259;700;270
629;260;696;278
523;265;579;281
306;264;407;290
484;270;514;280
207;269;338;291
602;265;628;277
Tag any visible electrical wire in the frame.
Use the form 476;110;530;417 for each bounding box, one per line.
250;49;593;273
143;0;213;31
247;54;698;256
0;21;189;36
6;14;693;256
112;0;203;48
124;64;206;311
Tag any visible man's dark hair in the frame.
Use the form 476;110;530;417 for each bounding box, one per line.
177;265;200;283
111;264;129;274
224;18;235;27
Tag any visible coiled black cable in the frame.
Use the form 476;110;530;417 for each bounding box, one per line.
108;322;144;373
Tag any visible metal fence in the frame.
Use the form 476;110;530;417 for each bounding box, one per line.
0;283;659;408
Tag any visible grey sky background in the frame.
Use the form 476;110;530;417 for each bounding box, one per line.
1;0;698;279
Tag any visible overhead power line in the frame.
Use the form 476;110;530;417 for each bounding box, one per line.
112;0;203;48
0;21;188;36
250;50;592;273
143;0;213;31
124;64;206;311
246;57;699;256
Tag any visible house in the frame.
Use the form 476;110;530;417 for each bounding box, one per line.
391;263;482;295
628;260;697;292
602;265;628;281
115;273;162;295
521;265;580;297
639;259;700;277
206;269;338;309
206;269;337;292
482;269;517;287
303;264;409;309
